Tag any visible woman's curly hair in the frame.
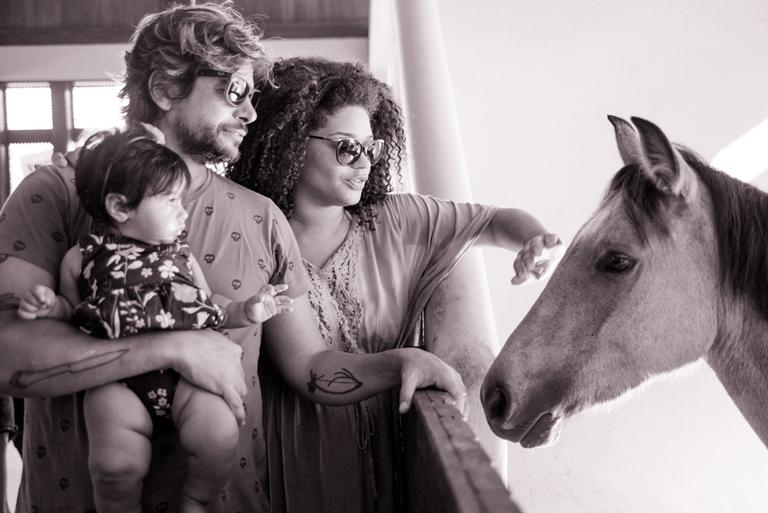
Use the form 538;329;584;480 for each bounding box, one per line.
122;1;270;124
226;57;406;230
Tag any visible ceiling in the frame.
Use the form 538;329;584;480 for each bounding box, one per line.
0;0;369;45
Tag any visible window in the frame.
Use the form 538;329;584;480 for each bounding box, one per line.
6;83;53;130
72;81;124;131
712;118;768;184
8;142;54;191
0;80;124;204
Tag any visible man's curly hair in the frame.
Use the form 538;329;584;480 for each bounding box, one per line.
226;57;406;230
121;1;270;124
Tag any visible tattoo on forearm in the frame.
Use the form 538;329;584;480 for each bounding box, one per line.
0;293;20;311
10;349;130;388
306;368;363;395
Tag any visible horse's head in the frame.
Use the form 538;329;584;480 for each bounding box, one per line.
482;116;722;447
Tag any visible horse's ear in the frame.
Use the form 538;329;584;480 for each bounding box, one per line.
631;117;697;199
608;115;643;168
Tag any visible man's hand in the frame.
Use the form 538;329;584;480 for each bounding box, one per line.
168;330;247;424
396;348;467;416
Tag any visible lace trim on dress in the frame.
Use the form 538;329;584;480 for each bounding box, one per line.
302;222;363;353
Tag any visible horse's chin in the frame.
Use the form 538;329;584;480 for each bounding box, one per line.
489;412;563;448
520;412;562;448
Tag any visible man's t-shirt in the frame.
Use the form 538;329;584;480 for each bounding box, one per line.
0;159;309;513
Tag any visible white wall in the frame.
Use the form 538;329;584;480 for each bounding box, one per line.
436;1;768;512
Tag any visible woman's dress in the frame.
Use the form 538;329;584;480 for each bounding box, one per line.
262;193;498;513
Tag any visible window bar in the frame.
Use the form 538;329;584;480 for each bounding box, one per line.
0;84;8;205
51;81;74;154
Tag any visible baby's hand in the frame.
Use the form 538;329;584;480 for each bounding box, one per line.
511;233;563;285
18;285;58;320
243;284;294;323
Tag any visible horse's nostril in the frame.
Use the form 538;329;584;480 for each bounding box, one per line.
484;385;508;422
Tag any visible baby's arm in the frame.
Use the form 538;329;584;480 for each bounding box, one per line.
187;254;293;328
17;246;81;320
217;284;294;327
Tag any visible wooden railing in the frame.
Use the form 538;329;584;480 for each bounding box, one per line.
402;390;524;513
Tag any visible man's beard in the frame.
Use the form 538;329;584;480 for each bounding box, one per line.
173;117;240;166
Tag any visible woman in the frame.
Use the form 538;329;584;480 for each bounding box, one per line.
227;57;560;513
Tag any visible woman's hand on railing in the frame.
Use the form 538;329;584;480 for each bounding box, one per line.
395;347;467;416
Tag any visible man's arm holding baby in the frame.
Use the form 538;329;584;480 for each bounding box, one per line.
0;256;247;419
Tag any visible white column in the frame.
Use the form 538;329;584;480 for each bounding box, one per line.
394;0;506;476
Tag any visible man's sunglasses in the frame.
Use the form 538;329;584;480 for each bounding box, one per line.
308;135;385;166
197;68;255;107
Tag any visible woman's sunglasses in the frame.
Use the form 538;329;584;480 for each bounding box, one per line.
308;135;385;166
197;68;255;107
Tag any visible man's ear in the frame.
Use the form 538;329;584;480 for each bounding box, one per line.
148;70;173;112
104;193;132;224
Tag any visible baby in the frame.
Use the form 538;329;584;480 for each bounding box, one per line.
18;127;292;513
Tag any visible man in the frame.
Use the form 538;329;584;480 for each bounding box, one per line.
0;4;465;511
0;5;270;511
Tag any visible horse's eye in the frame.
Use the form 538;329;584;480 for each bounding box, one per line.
597;252;636;273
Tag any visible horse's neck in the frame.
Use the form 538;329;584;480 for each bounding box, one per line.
708;307;768;447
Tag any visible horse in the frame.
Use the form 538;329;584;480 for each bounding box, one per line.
481;116;768;449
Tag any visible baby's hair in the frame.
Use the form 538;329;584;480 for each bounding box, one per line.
76;128;190;225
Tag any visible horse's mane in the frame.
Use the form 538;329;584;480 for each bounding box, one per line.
603;147;768;319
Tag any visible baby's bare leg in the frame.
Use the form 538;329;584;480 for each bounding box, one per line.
173;378;239;513
85;382;153;513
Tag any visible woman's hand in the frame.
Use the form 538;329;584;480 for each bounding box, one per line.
511;233;563;285
395;348;467;416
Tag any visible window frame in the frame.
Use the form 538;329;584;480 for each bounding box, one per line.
0;80;92;205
